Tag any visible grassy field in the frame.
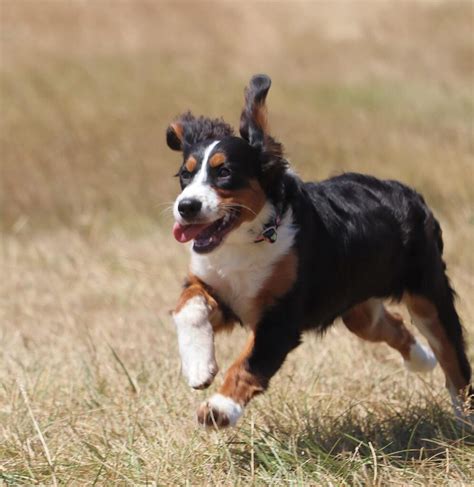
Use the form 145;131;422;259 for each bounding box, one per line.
1;1;473;485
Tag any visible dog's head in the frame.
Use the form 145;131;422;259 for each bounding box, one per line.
167;74;288;254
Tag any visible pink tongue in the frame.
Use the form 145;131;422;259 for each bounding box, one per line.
173;222;209;243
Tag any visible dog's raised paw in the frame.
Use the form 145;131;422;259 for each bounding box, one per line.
197;394;243;428
184;357;218;390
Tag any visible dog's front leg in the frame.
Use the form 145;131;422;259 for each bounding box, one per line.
173;277;223;390
197;310;301;427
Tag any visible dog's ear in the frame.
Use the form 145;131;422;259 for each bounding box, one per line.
166;111;234;152
239;74;272;149
166;122;185;151
240;75;287;196
166;112;197;152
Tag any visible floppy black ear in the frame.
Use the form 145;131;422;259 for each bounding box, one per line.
166;112;197;151
239;74;272;149
166;111;234;152
166;122;184;151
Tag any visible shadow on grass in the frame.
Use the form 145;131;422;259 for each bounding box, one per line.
301;405;472;457
227;403;473;481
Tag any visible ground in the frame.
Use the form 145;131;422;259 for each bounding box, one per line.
1;1;473;485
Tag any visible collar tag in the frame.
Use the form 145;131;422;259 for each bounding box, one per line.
254;215;281;244
261;226;278;243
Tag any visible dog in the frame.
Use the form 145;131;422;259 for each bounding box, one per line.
167;74;473;428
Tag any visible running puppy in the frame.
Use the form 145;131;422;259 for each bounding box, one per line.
167;74;473;428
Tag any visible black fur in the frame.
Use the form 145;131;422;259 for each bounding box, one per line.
280;172;455;324
247;169;472;404
239;74;288;200
239;74;271;147
168;74;473;415
177;137;261;191
167;111;234;152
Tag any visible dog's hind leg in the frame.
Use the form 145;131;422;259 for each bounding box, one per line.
343;299;437;373
403;212;473;427
405;292;473;428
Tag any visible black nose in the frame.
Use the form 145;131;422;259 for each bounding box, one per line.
178;198;202;219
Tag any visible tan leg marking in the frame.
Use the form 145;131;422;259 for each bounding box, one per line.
343;299;415;359
343;298;437;373
404;295;468;394
218;333;264;403
197;332;263;427
175;274;236;333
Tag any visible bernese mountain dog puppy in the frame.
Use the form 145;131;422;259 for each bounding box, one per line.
167;74;473;429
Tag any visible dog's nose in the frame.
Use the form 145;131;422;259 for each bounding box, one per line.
178;198;202;219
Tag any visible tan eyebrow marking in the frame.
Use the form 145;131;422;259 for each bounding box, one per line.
185;156;197;172
209;152;226;168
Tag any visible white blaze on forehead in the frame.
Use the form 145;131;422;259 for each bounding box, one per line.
194;140;220;184
174;140;221;224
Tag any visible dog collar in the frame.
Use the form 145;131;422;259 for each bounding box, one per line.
254;215;281;244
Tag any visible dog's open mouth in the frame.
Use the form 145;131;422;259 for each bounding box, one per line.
173;211;240;253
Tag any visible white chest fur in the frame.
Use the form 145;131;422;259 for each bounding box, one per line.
190;204;296;323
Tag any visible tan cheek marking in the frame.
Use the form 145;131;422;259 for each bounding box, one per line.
209;152;226;168
248;251;298;326
185;156;197;173
216;179;266;224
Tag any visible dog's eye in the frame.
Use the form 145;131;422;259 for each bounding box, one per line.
218;167;231;179
180;169;192;181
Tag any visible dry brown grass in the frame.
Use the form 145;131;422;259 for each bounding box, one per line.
1;1;473;485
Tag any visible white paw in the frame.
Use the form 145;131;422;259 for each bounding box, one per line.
182;353;218;390
197;394;243;428
174;296;218;389
404;341;437;373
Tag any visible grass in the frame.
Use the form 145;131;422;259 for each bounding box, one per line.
1;1;473;485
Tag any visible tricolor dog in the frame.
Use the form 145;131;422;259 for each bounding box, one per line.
167;74;473;428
